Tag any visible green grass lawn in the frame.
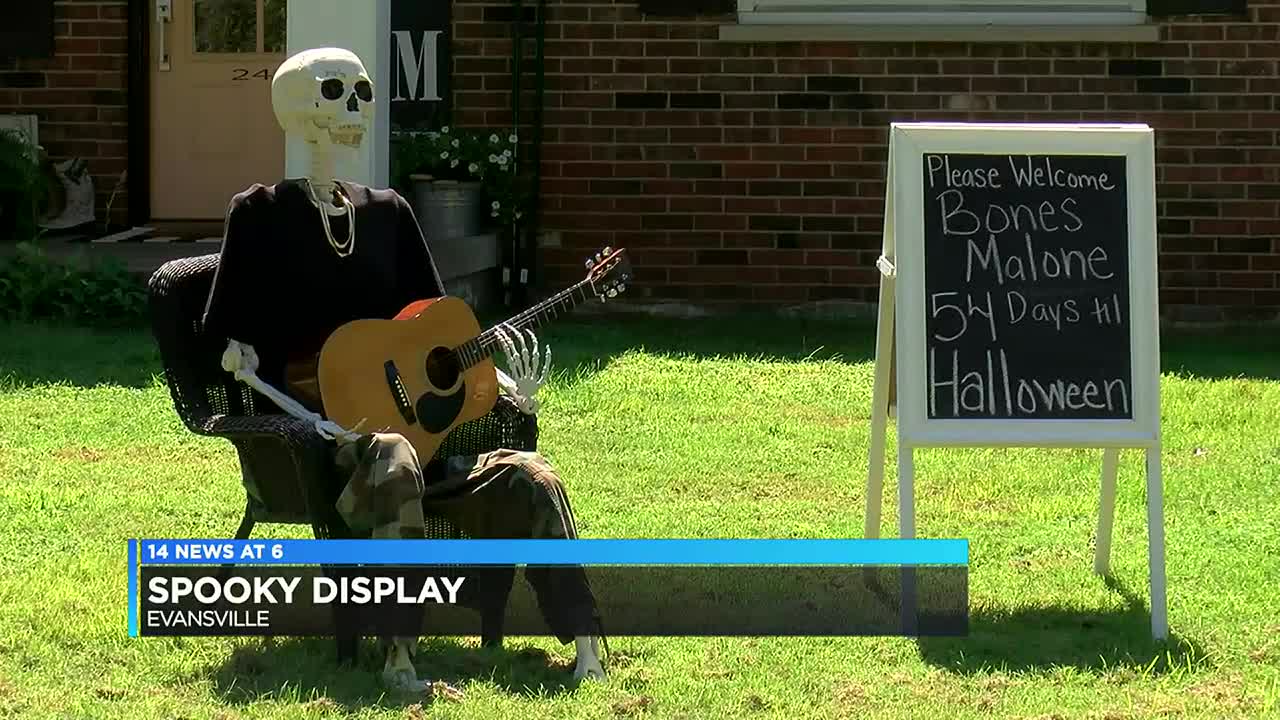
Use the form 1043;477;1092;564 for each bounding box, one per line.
0;316;1278;720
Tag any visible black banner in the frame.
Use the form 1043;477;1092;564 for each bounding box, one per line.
0;2;54;59
921;153;1132;421
390;0;451;131
139;565;968;637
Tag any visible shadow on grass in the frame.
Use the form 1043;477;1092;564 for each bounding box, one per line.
207;636;582;711
1160;329;1280;381
0;322;159;389
504;312;879;386
917;575;1209;676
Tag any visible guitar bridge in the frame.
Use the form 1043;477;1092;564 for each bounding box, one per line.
384;361;418;426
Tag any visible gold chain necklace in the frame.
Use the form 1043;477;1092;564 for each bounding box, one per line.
303;179;356;258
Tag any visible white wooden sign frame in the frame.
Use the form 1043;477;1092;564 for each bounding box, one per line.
864;122;1167;639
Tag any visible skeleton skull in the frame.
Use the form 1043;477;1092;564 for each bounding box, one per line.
271;48;374;148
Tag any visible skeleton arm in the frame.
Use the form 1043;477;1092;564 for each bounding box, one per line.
220;340;359;442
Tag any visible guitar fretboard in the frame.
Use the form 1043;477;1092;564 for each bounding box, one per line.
453;279;593;370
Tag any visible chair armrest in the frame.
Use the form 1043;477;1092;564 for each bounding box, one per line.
200;413;326;447
492;395;538;451
200;413;339;526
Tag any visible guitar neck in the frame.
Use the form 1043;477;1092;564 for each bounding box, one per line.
453;279;593;371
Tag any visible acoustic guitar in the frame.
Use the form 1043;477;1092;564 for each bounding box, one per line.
284;247;631;460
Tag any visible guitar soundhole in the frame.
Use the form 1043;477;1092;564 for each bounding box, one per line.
424;346;460;390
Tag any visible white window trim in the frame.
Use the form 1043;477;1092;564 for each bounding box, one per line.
738;1;1146;25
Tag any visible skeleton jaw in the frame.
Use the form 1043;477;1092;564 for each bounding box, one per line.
327;123;365;148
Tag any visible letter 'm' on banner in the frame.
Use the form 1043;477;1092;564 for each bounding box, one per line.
391;31;442;102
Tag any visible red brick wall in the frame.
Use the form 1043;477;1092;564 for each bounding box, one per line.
452;0;1280;320
0;0;130;226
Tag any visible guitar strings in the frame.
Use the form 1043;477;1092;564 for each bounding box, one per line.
443;282;588;367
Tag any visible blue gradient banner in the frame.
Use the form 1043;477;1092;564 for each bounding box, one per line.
136;539;968;566
127;539;138;637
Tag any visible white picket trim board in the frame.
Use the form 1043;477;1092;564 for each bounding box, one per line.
864;122;1167;640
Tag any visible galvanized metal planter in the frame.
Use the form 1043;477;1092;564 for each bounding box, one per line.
408;175;500;285
409;176;484;240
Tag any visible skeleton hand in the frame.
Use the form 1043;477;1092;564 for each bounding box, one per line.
493;324;551;416
313;418;360;444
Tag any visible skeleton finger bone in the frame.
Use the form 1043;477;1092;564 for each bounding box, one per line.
508;323;531;375
538;344;552;387
525;329;540;379
494;327;520;377
505;323;529;377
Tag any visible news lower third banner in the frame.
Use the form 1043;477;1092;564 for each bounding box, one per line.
127;539;968;638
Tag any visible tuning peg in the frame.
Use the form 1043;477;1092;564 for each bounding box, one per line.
604;246;613;254
585;258;595;269
617;283;627;293
607;288;618;298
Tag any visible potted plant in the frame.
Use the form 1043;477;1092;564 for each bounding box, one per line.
392;126;527;241
392;127;531;282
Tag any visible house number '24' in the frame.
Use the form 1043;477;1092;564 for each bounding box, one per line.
233;68;272;81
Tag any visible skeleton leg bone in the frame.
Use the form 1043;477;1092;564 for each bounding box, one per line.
574;636;606;681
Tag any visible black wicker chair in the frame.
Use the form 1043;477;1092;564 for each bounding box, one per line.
147;253;536;661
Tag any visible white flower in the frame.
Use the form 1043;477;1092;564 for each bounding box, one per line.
491;201;501;209
450;159;458;167
442;126;450;133
440;151;448;159
508;134;518;143
468;163;478;173
489;154;498;163
491;210;499;218
514;210;523;219
451;138;459;147
497;155;509;166
502;149;512;158
489;133;500;143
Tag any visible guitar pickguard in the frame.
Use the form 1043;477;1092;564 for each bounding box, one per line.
415;385;466;434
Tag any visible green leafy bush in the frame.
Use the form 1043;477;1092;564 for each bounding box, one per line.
0;243;148;327
0;129;51;244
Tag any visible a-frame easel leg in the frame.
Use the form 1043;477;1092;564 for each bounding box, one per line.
898;441;918;634
1093;445;1168;640
865;272;896;539
1146;445;1168;640
1093;448;1120;574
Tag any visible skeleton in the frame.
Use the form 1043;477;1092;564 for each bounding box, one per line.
217;47;604;689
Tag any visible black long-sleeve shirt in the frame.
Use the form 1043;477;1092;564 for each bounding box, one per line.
203;178;445;399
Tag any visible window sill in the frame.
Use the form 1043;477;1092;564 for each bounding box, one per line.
717;23;1160;42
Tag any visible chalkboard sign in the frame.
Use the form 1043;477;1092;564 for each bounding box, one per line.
863;123;1168;642
922;153;1132;421
880;123;1159;447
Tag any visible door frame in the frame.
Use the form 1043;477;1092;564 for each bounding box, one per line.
126;0;152;226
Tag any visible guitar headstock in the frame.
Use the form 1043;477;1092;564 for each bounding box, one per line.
585;247;632;301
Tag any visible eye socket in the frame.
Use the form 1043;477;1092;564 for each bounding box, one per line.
354;80;373;102
320;78;345;101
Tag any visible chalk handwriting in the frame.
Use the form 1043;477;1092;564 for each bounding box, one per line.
923;152;1131;420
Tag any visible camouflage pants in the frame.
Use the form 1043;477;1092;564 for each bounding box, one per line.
332;433;595;642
